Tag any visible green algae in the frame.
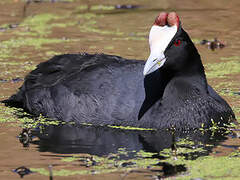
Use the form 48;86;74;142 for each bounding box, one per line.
175;155;240;180
232;106;240;114
18;113;65;129
76;5;115;12
220;56;240;61
191;38;202;44
89;45;97;49
205;60;240;78
0;3;238;180
0;105;19;123
0;37;69;61
136;150;158;158
0;61;36;76
90;5;115;11
214;81;235;89
232;106;240;122
17;14;61;37
112;36;146;41
0;23;10;29
20;0;74;2
76;13;124;36
36;149;159;177
79;24;124;36
159;138;210;161
104;46;114;50
15;13;77;37
107;125;155;131
45;51;61;57
74;122;155;131
61;157;78;162
0;104;63;128
218;89;239;98
155;137;240;179
77;13;99;20
31;168;93;176
17;37;68;49
76;5;88;11
32;142;240;179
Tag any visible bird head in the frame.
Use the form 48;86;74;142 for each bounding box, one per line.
144;12;198;76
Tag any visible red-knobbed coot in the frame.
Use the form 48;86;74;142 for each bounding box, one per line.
3;12;235;130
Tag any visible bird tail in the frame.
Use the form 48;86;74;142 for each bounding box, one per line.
1;89;24;108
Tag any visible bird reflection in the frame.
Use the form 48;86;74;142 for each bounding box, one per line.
19;124;228;157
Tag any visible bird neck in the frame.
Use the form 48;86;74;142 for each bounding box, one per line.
138;69;172;120
138;55;208;120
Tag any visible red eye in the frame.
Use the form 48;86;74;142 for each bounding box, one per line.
174;40;181;46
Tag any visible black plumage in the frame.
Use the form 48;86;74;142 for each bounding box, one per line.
3;21;235;130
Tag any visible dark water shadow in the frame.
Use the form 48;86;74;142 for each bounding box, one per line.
25;124;229;157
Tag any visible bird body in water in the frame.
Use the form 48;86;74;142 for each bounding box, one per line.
3;12;235;130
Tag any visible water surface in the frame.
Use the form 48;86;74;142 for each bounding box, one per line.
0;0;239;179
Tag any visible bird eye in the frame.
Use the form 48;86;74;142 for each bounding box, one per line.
174;39;181;46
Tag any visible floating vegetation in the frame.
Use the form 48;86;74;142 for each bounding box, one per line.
205;60;240;78
23;134;240;179
191;38;202;44
112;36;146;41
17;113;65;129
76;13;99;20
79;24;124;36
107;125;154;131
32;149;160;176
175;155;240;179
0;105;19;123
16;14;61;36
157;139;240;179
76;5;88;11
159;138;209;160
76;13;124;36
15;13;78;37
45;50;61;57
90;5;115;11
0;37;69;61
104;45;114;50
0;1;239;180
220;56;240;61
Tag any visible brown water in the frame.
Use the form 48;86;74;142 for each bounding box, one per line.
0;0;240;179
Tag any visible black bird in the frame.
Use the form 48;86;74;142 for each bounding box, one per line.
3;12;235;130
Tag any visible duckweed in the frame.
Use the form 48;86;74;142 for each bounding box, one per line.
175;155;240;179
90;5;115;11
17;14;61;37
107;125;155;131
104;46;114;50
112;36;146;41
35;149;159;176
0;37;69;61
79;25;124;36
220;56;240;61
76;13;124;36
31;168;92;176
0;105;19;123
76;5;89;11
205;61;240;78
0;2;238;180
156;141;240;179
77;13;98;20
191;38;202;44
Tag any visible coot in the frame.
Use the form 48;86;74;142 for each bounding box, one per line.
3;12;235;130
